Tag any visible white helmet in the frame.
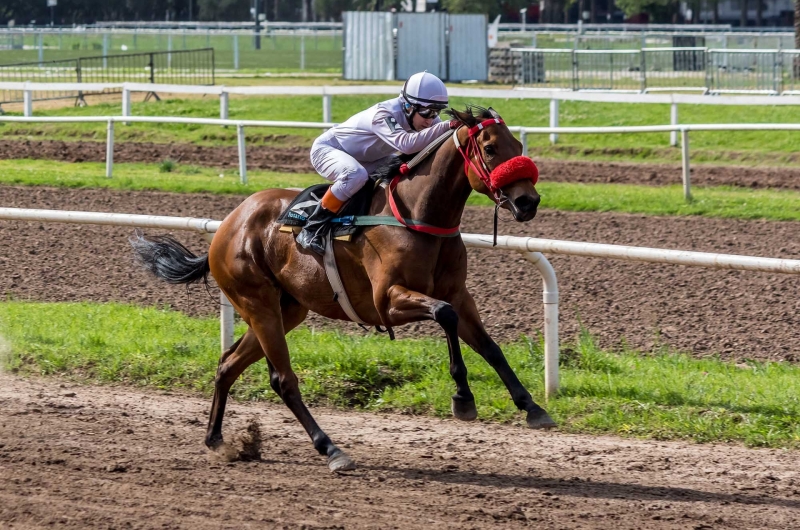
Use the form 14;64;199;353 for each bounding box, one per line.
401;71;448;109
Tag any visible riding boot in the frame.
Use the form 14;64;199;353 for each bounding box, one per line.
296;189;345;256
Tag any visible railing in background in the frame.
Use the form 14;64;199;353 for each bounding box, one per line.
516;48;800;95
3;110;800;202
0;49;214;107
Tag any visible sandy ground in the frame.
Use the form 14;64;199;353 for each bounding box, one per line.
1;372;799;530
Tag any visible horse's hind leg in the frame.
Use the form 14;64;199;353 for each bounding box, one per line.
233;286;355;472
205;330;263;449
454;290;556;429
205;296;309;450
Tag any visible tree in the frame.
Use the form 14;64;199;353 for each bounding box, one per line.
197;0;251;21
794;0;800;78
614;0;671;19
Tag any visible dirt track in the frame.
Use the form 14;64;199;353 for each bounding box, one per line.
1;372;799;529
3;138;800;190
0;185;798;362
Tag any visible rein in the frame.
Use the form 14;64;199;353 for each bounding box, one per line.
384;117;517;244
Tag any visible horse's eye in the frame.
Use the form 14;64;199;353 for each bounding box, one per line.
484;145;495;156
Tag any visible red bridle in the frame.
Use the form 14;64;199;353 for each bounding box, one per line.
387;117;538;237
453;118;539;203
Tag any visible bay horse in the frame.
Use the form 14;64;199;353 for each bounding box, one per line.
132;106;556;472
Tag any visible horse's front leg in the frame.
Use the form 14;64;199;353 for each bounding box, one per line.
454;290;557;429
379;285;477;421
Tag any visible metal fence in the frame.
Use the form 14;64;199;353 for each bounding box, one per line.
501;31;796;51
0;28;341;72
0;48;214;106
517;47;800;94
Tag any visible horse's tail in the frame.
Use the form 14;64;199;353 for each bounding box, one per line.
130;231;211;287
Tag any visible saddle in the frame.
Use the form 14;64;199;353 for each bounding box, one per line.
276;180;379;242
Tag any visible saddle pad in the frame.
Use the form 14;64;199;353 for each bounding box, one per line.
276;182;376;239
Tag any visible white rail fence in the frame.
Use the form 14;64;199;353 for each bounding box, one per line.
2;111;799;201
2;208;799;399
6;81;800;125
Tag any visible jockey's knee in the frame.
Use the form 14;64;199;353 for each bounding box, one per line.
332;166;369;200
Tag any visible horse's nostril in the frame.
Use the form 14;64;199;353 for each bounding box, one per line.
514;195;539;212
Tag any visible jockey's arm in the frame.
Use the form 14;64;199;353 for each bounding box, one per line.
371;111;452;155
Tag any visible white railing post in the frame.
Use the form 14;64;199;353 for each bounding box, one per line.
670;102;678;147
203;233;236;353
23;83;32;117
522;251;559;399
106;119;115;178
233;34;239;70
122;85;131;125
549;99;559;144
38;32;44;65
102;34;108;69
220;90;229;120
237;124;247;185
220;292;235;353
520;129;528;156
167;34;173;69
681;128;691;201
322;93;332;124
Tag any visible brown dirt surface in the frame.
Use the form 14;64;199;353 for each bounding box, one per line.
1;373;799;529
3;138;800;190
1;185;798;362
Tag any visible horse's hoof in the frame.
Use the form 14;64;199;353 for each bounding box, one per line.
205;435;224;451
327;449;356;473
526;408;557;430
207;442;240;463
451;397;478;421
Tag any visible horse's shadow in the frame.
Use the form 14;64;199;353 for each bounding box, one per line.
358;463;800;509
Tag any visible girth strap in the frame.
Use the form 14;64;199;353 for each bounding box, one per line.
323;230;366;324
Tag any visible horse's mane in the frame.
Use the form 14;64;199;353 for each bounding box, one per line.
369;105;496;182
443;104;495;122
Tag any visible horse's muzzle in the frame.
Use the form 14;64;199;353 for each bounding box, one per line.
506;191;541;223
510;194;539;222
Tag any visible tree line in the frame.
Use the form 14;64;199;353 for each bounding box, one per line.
0;0;796;27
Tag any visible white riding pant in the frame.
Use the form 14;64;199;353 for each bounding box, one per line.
310;133;391;201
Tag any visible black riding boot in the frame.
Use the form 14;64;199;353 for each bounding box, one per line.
296;203;337;255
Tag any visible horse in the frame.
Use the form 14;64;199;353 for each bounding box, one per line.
131;106;556;473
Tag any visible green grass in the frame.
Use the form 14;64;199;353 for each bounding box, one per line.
2;301;799;449
7;95;800;165
2;159;799;222
0;159;324;194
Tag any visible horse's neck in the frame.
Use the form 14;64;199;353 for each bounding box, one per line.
389;141;471;229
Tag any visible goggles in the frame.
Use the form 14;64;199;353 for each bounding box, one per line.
415;106;445;119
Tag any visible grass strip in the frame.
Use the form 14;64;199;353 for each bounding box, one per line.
1;301;798;449
5;96;800;165
1;159;799;222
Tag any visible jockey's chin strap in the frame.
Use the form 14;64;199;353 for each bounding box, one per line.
452;117;507;246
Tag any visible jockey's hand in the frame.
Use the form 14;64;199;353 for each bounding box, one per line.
449;119;461;130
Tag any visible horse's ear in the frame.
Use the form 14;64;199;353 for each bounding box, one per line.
447;107;478;127
488;107;501;120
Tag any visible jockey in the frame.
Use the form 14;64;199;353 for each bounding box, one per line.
297;71;460;255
